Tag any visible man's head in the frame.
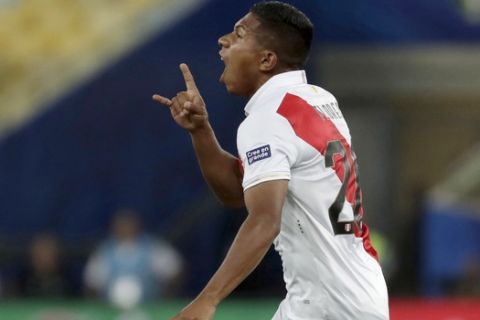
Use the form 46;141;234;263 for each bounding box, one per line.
218;1;313;97
111;208;142;241
30;233;62;275
250;1;313;70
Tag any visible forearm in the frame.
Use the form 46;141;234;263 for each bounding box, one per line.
196;214;280;305
190;123;244;207
172;181;287;320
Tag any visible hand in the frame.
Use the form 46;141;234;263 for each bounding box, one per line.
153;63;208;132
170;296;217;320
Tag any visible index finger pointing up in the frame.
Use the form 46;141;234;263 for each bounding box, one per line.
180;63;198;92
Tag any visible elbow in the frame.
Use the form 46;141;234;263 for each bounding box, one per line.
218;194;245;209
258;215;281;240
222;199;245;209
271;220;281;238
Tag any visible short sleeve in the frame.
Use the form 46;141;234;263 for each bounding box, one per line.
237;112;298;191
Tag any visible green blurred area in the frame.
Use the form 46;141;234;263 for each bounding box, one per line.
0;299;279;320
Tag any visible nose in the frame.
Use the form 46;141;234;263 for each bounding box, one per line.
218;34;229;48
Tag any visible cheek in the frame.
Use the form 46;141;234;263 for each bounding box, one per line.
228;52;257;83
225;67;253;95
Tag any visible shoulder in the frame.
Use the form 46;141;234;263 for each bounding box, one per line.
240;110;289;129
285;84;338;107
238;111;294;145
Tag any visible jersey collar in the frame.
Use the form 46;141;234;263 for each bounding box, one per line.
244;70;307;116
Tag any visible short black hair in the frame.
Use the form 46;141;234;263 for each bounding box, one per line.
250;1;313;69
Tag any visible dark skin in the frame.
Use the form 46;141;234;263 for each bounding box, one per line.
153;13;290;320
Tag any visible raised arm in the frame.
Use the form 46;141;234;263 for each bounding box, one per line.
153;64;244;207
171;179;288;320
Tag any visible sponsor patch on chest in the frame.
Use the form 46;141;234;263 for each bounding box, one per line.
246;144;271;165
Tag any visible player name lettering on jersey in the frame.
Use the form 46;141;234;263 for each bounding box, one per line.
246;144;271;165
313;102;343;119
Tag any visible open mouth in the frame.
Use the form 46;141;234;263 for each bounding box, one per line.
219;49;227;62
219;51;227;82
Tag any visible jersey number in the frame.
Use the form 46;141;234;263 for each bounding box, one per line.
324;140;362;235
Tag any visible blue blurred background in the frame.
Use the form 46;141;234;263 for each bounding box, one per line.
1;0;480;311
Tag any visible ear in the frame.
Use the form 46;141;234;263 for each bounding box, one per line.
259;50;278;72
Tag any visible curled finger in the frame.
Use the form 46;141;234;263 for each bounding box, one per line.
152;94;172;106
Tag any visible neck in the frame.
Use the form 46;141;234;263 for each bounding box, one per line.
246;74;272;99
246;67;297;99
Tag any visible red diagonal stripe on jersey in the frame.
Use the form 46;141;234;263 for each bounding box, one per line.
277;93;378;261
277;93;355;204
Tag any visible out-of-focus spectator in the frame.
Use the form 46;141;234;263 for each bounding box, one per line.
18;233;70;297
84;208;183;309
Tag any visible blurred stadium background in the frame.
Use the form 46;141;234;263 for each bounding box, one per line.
1;0;480;319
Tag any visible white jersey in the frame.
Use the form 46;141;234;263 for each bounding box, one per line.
237;71;389;320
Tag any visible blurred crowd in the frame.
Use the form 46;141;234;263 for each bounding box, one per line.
0;208;183;309
1;207;479;306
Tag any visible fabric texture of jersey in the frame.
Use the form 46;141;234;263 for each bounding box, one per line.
237;71;389;320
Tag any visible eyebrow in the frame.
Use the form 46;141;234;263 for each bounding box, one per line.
234;24;246;32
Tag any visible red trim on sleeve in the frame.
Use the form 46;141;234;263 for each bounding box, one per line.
237;157;244;177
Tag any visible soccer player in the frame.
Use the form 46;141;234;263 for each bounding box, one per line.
153;1;389;320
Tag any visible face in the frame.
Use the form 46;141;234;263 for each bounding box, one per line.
112;213;140;241
30;235;60;274
218;13;266;97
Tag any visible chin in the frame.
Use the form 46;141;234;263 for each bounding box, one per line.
224;84;236;95
221;74;245;97
220;74;233;93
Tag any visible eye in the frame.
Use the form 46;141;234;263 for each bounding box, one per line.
234;26;245;39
